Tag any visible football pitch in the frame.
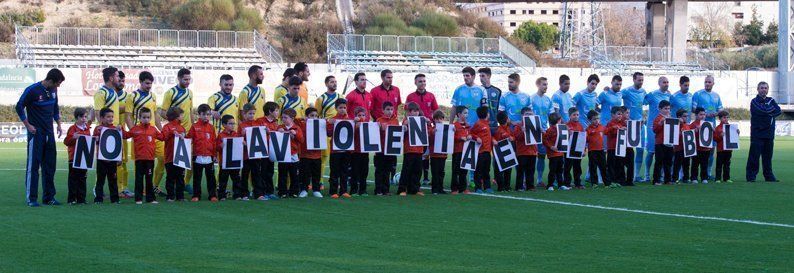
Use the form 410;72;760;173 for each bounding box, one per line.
1;138;793;272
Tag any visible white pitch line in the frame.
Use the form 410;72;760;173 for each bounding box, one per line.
320;175;794;229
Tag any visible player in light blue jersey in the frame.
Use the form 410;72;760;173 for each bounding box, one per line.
670;76;694;121
451;66;486;126
531;77;553;186
691;75;723;179
643;76;671;181
621;72;647;182
573;74;600;127
498;73;531;126
598;75;623;125
551;75;574;122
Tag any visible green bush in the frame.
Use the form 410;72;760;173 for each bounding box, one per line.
0;9;46;43
169;0;263;31
363;13;425;36
715;45;778;70
511;21;559;52
410;12;459;37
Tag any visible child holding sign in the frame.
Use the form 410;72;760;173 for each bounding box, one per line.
492;112;514;192
714;110;734;183
585;110;612;188
157;107;187;201
350;106;370;196
187;104;218;202
64;107;90;204
543;112;564;191
690;107;711;184
469;106;493;194
513;107;538;191
277;108;303;198
327;99;352;199
93;108;121;204
237;103;260;201
257;102;281;200
672;109;692;184
450;106;471;195
398;102;430;196
564;107;584;189
605;107;627;186
122;107;160;204
375;102;399;196
652;100;673;185
298;107;323;198
216;115;241;201
428;110;449;194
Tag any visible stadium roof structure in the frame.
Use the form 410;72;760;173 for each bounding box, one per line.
14;26;283;70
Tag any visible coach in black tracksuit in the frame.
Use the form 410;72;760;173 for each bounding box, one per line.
746;82;781;182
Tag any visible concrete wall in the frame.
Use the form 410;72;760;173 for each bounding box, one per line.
0;64;778;110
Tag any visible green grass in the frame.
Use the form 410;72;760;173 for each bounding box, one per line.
1;138;793;272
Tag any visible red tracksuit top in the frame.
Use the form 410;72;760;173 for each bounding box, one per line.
64;123;91;161
123;123;159;160
157;120;186;164
187;119;217;157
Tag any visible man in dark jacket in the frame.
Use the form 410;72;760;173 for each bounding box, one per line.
746;81;781;182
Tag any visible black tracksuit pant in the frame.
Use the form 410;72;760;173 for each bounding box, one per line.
67;164;87;203
95;160;119;203
673;150;691;182
134;160;155;202
430;157;446;193
398;153;423;194
192;161;217;199
653;144;673;183
547;156;564;188
588;150;609;186
165;162;185;200
329;153;350;195
715;151;732;181
450;152;468;192
516;155;536;190
277;162;299;196
474;153;491;191
691;150;710;182
241;159;261;198
349;153;369;195
374;153;397;194
300;158;322;192
564;158;582;187
219;169;241;199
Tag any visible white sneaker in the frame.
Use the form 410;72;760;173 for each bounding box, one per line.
547;187;555;191
313;191;323;198
298;191;308;198
135;201;143;205
560;186;571;191
150;201;159;204
692;180;699;184
702;180;709;184
241;197;249;201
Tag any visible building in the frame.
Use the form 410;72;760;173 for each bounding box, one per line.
459;2;572;34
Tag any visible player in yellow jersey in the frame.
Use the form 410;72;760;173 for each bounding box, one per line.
315;76;338;189
238;65;265;119
274;63;311;103
209;74;239;132
159;68;195;193
91;67;120;199
125;71;167;196
277;76;308;120
273;67;294;103
115;71;131;198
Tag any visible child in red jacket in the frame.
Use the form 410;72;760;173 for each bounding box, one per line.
585;110;611;188
652;100;673;185
257;101;281;200
327;99;352;198
469;106;493;193
714;110;734;183
93;108;121;203
492;111;514;192
122;107;160;204
64;107;90;204
398;102;431;196
450;106;471;195
186;104;218;202
564;107;585;189
350;106;370;196
690;107;711;184
277;108;303;198
543;112;564;191
157;107;187;201
428;110;449;194
672;109;692;184
298;107;323;198
513;107;538;191
375;102;399;195
237;103;262;200
216;114;241;200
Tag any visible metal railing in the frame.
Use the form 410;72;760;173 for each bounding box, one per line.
16;26;256;48
498;37;536;72
14;25;35;67
327;33;500;54
253;30;283;67
587;45;730;74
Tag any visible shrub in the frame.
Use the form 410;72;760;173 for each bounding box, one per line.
169;0;263;31
511;20;559;52
362;13;425;36
411;12;459;37
0;9;46;43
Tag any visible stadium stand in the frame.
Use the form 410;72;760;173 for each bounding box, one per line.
326;33;536;73
588;46;729;75
14;26;282;69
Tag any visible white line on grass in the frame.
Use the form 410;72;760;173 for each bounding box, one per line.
321;176;794;229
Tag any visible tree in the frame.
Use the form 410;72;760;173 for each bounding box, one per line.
763;21;778;44
411;12;460;37
602;3;646;46
689;2;732;48
733;7;765;46
511;21;559;52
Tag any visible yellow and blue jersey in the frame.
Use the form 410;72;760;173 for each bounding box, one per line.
277;94;306;119
315;92;339;118
160;85;193;131
238;84;264;119
127;90;158;125
208;91;239;131
94;85;120;126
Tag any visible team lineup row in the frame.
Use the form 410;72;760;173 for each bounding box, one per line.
16;66;782;207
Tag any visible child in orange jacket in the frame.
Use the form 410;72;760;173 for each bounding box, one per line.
276;108;303;198
327;99;352;198
652;100;673;185
186;104;218;202
450;106;471;195
374;101;399;195
492;111;514;192
93;108;121;203
543;112;564;191
585;110;611;187
564;107;585;189
690;107;711;184
64;107;90;204
469;106;493;193
428;110;450;194
513;107;538;191
157;107;187;201
237;103;262;200
672;109;692;184
122;107;160;204
605;106;630;186
714;110;734;183
216;114;241;201
350;106;370;196
398;102;431;196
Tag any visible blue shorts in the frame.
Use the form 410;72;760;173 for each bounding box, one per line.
645;128;656;153
538;144;547;155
